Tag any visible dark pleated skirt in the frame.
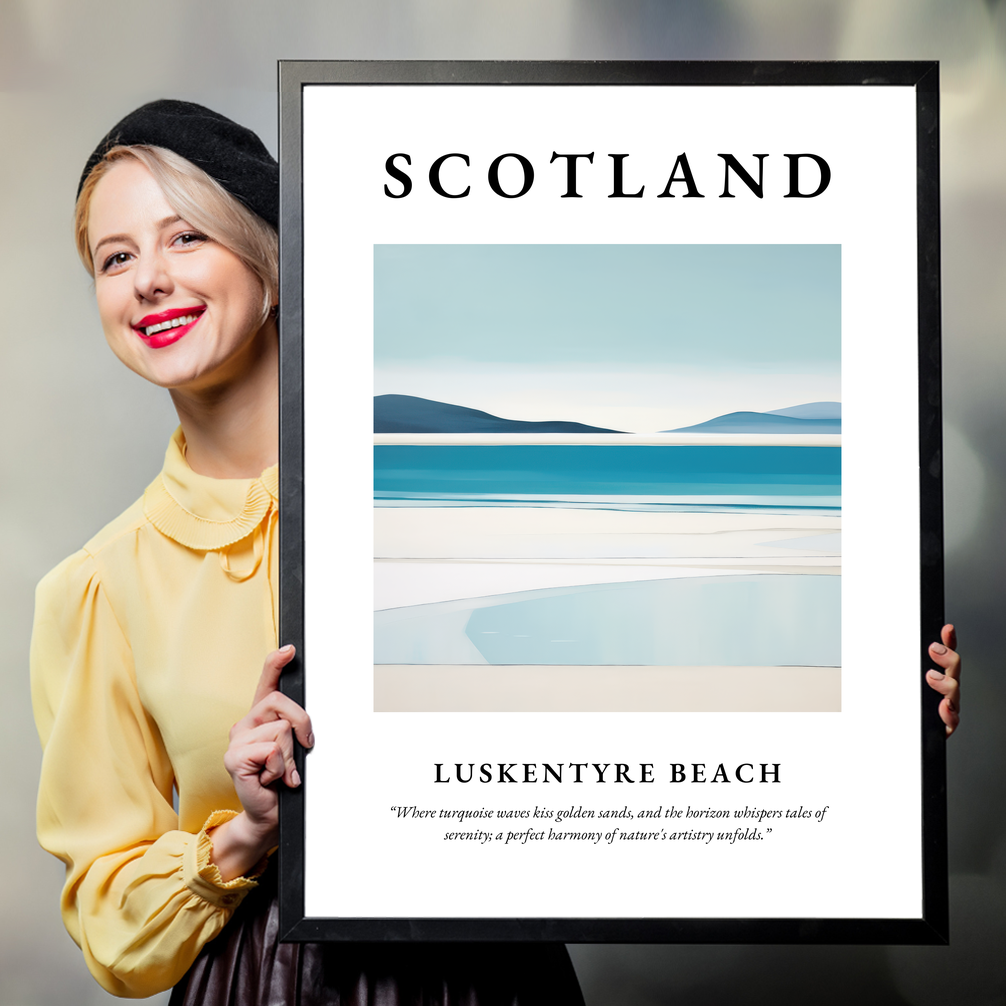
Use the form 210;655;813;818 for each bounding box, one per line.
169;869;584;1006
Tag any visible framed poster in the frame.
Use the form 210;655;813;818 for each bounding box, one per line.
277;61;946;943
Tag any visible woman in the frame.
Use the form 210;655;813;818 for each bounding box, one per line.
31;99;585;1003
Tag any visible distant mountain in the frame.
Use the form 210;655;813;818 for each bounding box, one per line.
375;395;625;434
765;402;841;421
666;402;841;434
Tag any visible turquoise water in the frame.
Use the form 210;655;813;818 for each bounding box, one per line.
374;445;840;511
373;446;841;667
374;574;841;667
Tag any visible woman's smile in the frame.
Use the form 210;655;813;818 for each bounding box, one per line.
133;305;207;347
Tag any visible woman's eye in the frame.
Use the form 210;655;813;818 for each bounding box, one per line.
101;251;132;273
173;231;208;248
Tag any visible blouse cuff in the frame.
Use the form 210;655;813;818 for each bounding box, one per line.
183;810;269;909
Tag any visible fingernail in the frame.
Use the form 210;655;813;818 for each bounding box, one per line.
306;732;315;748
931;643;947;655
280;644;295;654
292;768;301;787
928;670;945;680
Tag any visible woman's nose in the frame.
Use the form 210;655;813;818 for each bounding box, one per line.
133;249;173;302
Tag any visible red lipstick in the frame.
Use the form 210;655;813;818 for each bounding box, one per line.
133;306;205;349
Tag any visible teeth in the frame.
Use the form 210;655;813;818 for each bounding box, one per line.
142;313;199;337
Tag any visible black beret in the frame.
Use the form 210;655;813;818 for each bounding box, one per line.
78;99;278;228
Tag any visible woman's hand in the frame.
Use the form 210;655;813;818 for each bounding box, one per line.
926;624;961;738
209;645;314;881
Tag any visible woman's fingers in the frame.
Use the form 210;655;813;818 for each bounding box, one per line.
230;719;302;788
924;678;960;736
258;742;289;788
223;644;312;814
243;644;314;749
926;667;959;704
232;689;314;750
928;627;960;684
930;626;960;666
256;691;313;748
927;623;961;737
926;669;960;736
252;644;296;706
939;696;960;736
224;738;288;788
941;623;958;653
218;647;309;846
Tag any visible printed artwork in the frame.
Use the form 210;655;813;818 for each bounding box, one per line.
373;244;841;711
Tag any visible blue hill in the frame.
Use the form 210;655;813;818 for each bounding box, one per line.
667;402;841;434
375;395;625;434
766;402;841;420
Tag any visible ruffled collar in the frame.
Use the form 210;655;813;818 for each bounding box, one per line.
143;428;278;551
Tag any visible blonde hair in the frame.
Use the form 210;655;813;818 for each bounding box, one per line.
75;145;278;323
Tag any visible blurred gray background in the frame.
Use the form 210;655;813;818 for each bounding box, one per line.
2;1;1003;1003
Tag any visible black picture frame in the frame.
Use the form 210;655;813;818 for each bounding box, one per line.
277;60;945;944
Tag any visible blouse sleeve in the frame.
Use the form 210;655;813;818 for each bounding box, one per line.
30;549;262;998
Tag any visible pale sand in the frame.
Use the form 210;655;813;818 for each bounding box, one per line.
374;665;841;713
374;559;839;610
375;507;841;561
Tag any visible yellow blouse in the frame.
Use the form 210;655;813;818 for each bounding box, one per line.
31;428;279;998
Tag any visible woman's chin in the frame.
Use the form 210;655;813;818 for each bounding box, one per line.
110;323;273;395
122;354;218;393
